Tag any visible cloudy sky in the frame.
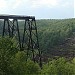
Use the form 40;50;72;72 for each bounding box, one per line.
0;0;74;19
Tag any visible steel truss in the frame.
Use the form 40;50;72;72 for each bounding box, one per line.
0;15;42;67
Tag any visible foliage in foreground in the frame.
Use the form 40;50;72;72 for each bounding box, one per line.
41;57;75;75
0;37;41;75
1;37;75;75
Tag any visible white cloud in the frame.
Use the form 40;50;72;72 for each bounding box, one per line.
26;0;73;9
0;0;7;8
31;0;59;8
12;0;22;9
0;0;26;10
0;0;73;9
12;0;28;9
61;0;74;8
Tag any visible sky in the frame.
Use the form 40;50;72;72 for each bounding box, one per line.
0;0;74;19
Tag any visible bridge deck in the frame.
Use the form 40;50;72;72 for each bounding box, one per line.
0;14;35;20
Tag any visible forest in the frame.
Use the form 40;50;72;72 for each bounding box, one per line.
0;18;75;75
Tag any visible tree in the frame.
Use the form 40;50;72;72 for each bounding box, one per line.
10;51;41;75
0;37;18;75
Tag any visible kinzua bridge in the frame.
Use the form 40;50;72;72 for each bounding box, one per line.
0;15;42;67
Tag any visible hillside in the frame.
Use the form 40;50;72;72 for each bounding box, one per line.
36;18;75;59
0;18;75;59
1;18;75;75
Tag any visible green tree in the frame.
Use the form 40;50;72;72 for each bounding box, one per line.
0;37;18;75
41;57;75;75
10;51;41;75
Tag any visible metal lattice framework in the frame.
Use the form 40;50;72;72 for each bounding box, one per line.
0;15;42;67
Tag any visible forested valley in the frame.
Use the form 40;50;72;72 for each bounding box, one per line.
0;18;75;75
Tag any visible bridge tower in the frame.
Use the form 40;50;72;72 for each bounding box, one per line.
0;15;42;67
